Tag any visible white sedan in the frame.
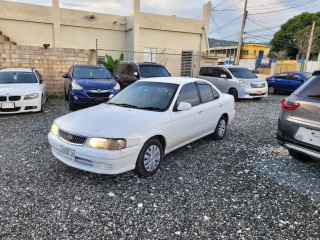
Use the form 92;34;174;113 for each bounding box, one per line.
0;68;47;114
48;77;235;177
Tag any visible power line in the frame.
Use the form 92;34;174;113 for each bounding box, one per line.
251;3;320;21
193;14;202;19
248;0;317;16
209;15;242;34
213;0;233;9
247;18;278;33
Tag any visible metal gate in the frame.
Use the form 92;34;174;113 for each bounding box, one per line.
180;51;193;77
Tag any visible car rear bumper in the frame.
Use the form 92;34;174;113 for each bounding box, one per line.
277;134;320;159
0;97;42;114
48;132;141;175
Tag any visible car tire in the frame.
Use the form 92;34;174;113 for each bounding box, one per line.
39;94;45;112
288;150;311;161
268;86;276;94
69;102;77;111
213;116;227;140
64;88;69;101
135;138;164;177
228;88;239;102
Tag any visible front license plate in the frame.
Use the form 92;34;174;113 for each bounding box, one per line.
95;97;105;101
1;102;15;109
60;145;75;160
256;90;262;94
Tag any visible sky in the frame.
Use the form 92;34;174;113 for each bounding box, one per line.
6;0;320;43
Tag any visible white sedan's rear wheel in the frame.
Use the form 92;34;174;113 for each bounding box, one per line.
213;116;227;140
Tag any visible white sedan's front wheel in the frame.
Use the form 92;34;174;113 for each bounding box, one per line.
135;138;163;177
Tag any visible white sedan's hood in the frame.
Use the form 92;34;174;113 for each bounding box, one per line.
0;83;39;96
56;104;165;137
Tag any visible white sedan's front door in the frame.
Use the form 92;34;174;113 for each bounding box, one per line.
167;83;203;150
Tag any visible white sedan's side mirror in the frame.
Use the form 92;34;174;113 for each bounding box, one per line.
177;102;192;111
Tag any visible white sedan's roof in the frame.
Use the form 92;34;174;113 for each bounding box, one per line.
0;68;34;72
140;77;201;85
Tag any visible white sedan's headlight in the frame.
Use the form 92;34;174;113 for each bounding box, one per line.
51;123;59;136
71;82;84;90
239;81;249;87
24;93;39;100
88;138;126;150
113;82;120;90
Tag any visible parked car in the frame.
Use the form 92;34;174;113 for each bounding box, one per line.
115;62;171;89
0;68;47;114
312;70;320;76
197;65;267;101
48;77;235;177
266;71;312;94
277;75;320;161
63;65;120;111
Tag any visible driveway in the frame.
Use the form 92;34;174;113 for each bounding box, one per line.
1;95;320;239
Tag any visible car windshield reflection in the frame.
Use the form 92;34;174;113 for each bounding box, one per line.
108;81;179;111
0;72;38;84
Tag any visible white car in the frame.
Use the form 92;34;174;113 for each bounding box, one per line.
197;65;268;101
0;68;47;114
48;77;235;177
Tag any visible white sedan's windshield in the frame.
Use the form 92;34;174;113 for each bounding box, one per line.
108;81;179;111
0;72;37;84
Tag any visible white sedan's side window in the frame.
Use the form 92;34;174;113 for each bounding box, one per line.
176;83;200;107
198;84;214;103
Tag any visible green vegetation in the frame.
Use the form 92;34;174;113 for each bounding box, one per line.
98;53;125;74
208;38;238;47
270;12;320;59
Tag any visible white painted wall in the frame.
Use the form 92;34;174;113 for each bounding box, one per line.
239;59;256;71
305;61;320;73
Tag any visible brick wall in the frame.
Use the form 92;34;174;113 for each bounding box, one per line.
0;45;96;95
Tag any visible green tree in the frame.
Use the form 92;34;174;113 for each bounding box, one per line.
98;53;125;75
270;12;320;59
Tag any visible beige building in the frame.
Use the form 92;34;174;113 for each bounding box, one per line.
0;0;217;76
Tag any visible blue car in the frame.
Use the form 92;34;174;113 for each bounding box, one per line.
63;65;120;111
266;71;312;94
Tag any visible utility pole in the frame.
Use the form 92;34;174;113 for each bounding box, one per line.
235;0;248;65
305;21;316;68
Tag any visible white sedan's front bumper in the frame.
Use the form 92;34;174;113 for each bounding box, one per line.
48;132;141;175
0;97;42;114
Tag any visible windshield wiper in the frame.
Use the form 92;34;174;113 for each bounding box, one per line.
138;106;163;111
108;103;140;109
307;95;320;99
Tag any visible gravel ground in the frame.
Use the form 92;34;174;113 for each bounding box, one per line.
1;94;320;239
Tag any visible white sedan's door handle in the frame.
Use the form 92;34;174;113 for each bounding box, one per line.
198;110;203;114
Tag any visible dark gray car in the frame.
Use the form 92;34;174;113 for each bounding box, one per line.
277;75;320;160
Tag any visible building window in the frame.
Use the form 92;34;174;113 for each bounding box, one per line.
254;50;257;55
242;50;249;55
144;48;157;62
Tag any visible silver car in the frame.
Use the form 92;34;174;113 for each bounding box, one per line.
197;65;268;101
277;75;320;161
